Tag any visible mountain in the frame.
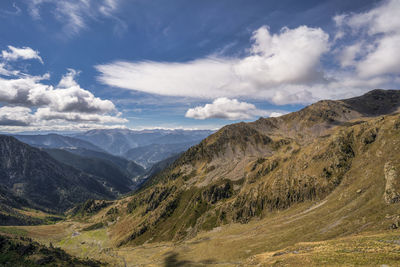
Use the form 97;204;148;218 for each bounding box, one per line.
13;133;104;152
43;148;135;194
63;89;400;249
0;185;45;226
48;147;145;179
132;153;181;189
73;129;213;156
4;89;400;266
0;135;116;212
124;141;200;168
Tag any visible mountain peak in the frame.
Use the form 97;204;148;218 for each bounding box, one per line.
340;89;400;116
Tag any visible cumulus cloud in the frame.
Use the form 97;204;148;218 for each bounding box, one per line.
0;47;127;131
335;0;400;78
0;106;33;126
0;70;115;114
96;25;330;104
0;105;126;128
28;0;123;36
1;46;43;64
95;0;400;107
185;98;286;120
35;108;127;123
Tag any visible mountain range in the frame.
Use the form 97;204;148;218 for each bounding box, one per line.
0;135;130;214
72;129;213;157
13;133;104;152
56;90;400;256
1;89;400;266
12;129;213;171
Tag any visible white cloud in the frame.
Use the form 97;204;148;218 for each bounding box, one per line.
1;46;43;64
0;122;129;133
0;48;127;130
337;42;363;67
335;0;400;78
0;106;33;126
35;108;127;123
0;70;115;114
96;0;400;106
185;98;287;120
0;63;19;76
0;104;127;131
0;2;21;17
96;25;329;104
28;0;123;36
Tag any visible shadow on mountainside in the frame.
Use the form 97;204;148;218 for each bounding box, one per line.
164;253;191;267
163;252;216;267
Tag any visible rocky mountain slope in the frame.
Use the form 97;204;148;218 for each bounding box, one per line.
70;89;400;248
0;136;118;213
43;149;135;194
60;147;145;178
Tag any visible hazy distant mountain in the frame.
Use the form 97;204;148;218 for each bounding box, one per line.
132;153;181;189
124;141;199;168
13;133;104;152
73;129;213;156
43;148;135;194
59;147;145;178
0;135;116;212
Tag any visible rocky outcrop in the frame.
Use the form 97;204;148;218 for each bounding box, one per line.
384;161;400;204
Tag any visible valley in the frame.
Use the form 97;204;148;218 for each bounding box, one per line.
1;90;400;266
2;1;400;265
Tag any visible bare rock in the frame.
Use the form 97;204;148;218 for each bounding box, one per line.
384;162;400;204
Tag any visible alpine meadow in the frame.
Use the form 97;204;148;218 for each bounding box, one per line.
1;1;400;266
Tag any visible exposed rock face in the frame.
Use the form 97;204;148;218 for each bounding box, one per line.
384;161;400;204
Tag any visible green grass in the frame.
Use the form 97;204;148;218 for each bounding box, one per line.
0;226;28;236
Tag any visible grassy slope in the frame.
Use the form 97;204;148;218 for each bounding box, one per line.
9;113;400;266
0;233;102;266
5;90;400;266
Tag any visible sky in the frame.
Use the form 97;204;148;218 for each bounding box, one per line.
0;0;399;132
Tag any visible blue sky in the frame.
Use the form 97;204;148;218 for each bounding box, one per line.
0;0;398;132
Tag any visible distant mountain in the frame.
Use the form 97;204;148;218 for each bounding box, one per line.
13;133;104;152
0;135;116;212
43;148;135;194
124;141;199;168
73;129;213;156
57;147;145;178
132;153;181;189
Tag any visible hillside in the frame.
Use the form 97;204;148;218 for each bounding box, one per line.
61;147;145;178
43;148;135;194
0;136;116;213
132;153;182;189
61;90;400;248
0;234;102;266
5;89;400;266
